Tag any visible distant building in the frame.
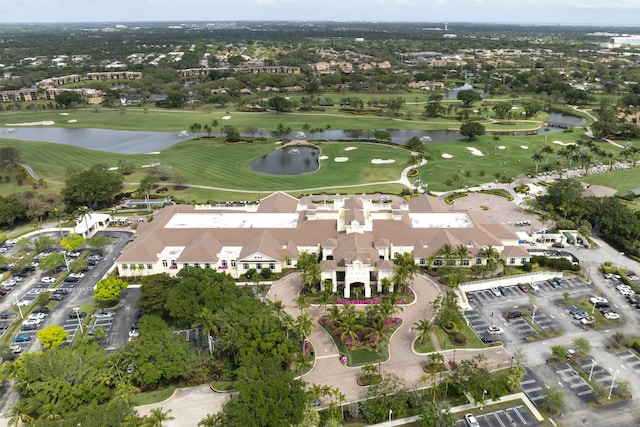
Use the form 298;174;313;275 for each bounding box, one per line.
608;36;640;48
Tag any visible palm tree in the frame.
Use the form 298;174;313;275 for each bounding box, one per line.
76;205;91;237
336;314;362;342
413;318;433;345
198;414;218;427
146;408;174;427
192;307;220;356
542;387;566;416
296;313;314;353
436;244;455;267
294;294;310;314
454;244;470;268
492;135;500;156
7;402;34;427
391;252;420;293
326;304;342;327
540;145;554;164
114;382;141;406
478;245;502;277
531;152;543;173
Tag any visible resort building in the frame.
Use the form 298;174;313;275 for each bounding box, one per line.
115;192;530;297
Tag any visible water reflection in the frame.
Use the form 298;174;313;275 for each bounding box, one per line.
248;145;320;175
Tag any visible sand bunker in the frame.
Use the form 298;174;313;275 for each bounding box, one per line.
7;121;55;126
520;145;528;149
334;157;349;162
552;140;575;146
221;115;231;120
466;147;484;156
141;163;160;168
60;113;69;116
319;155;329;160
146;152;161;155
108;167;119;171
68;119;77;123
371;159;396;164
345;147;357;151
441;153;454;159
498;146;506;150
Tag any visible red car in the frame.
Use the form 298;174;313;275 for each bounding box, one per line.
517;283;529;293
465;292;474;302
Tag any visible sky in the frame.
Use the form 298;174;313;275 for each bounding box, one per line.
1;0;640;26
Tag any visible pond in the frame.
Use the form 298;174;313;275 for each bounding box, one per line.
248;145;320;175
0;127;193;154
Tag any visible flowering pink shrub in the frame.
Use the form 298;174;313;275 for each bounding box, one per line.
335;298;382;305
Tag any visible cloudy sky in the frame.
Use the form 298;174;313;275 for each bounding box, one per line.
2;0;639;26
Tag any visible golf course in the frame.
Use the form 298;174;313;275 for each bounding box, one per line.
0;101;637;204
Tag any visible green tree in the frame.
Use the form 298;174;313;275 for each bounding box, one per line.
571;337;591;356
62;169;123;210
129;315;190;389
60;233;85;252
33;235;56;252
492;101;513;119
417;401;455;427
542;387;566;416
39;253;65;272
94;277;128;303
456;89;482;107
144;408;174;427
0;147;21;164
459;122;485;140
267;95;292;114
55;91;83;108
37;325;69;350
550;344;567;360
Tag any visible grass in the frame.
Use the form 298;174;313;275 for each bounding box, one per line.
129;386;176;407
0;106;637;203
319;323;390;367
209;380;236;392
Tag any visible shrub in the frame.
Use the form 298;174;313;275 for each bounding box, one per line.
451;332;467;345
259;268;272;279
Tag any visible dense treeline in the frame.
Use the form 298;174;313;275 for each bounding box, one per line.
532;179;640;259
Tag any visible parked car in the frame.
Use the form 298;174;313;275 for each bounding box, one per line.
551;242;565;248
465;292;474;302
21;324;38;331
12;334;31;343
95;310;113;319
40;276;57;284
604;312;621;320
69;272;85;279
589;296;608;305
32;307;49;315
9;344;21;354
490;287;501;297
487;325;504;335
517;283;529;293
566;349;576;358
530;282;540;291
505;311;523;319
129;329;139;338
580;316;596;325
465;413;480;427
498;286;508;295
69;311;86;319
573;311;589;320
569;305;582;315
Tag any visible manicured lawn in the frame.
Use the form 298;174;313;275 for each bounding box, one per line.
129;386;176;406
320;323;390;367
210;380;236;392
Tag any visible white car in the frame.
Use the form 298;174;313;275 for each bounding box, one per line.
69;273;85;279
530;282;540;291
40;277;57;284
487;325;504;335
28;313;45;320
465;413;480;427
490;287;501;297
620;288;636;297
17;299;32;307
129;329;139;338
589;296;608;305
604;312;620;320
1;279;16;287
23;318;41;326
67;251;82;258
95;310;113;319
9;344;22;354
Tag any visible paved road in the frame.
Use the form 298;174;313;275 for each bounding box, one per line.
269;272;512;404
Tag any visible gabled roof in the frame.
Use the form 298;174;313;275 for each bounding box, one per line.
257;191;299;213
408;194;448;212
238;230;282;260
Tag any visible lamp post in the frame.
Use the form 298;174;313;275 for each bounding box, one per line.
608;369;619;399
532;305;537;322
14;296;24;319
588;359;597;381
481;389;487;409
73;307;83;334
388;409;393;422
616;252;625;271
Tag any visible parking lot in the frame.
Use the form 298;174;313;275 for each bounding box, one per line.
554;362;596;402
455;406;539;426
520;369;545;406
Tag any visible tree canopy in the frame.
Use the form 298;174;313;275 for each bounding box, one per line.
62;169;123;210
94;277;128;302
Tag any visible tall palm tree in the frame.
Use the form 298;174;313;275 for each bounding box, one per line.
531;152;543;173
540;145;554;164
296;313;314;353
413;318;433;345
7;402;34;427
478;245;502;277
198;414;218;427
294;294;310;314
391;252;419;293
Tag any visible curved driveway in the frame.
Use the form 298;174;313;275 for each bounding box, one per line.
268;272;512;403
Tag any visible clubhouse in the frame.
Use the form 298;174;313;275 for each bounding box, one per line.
115;192;530;297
